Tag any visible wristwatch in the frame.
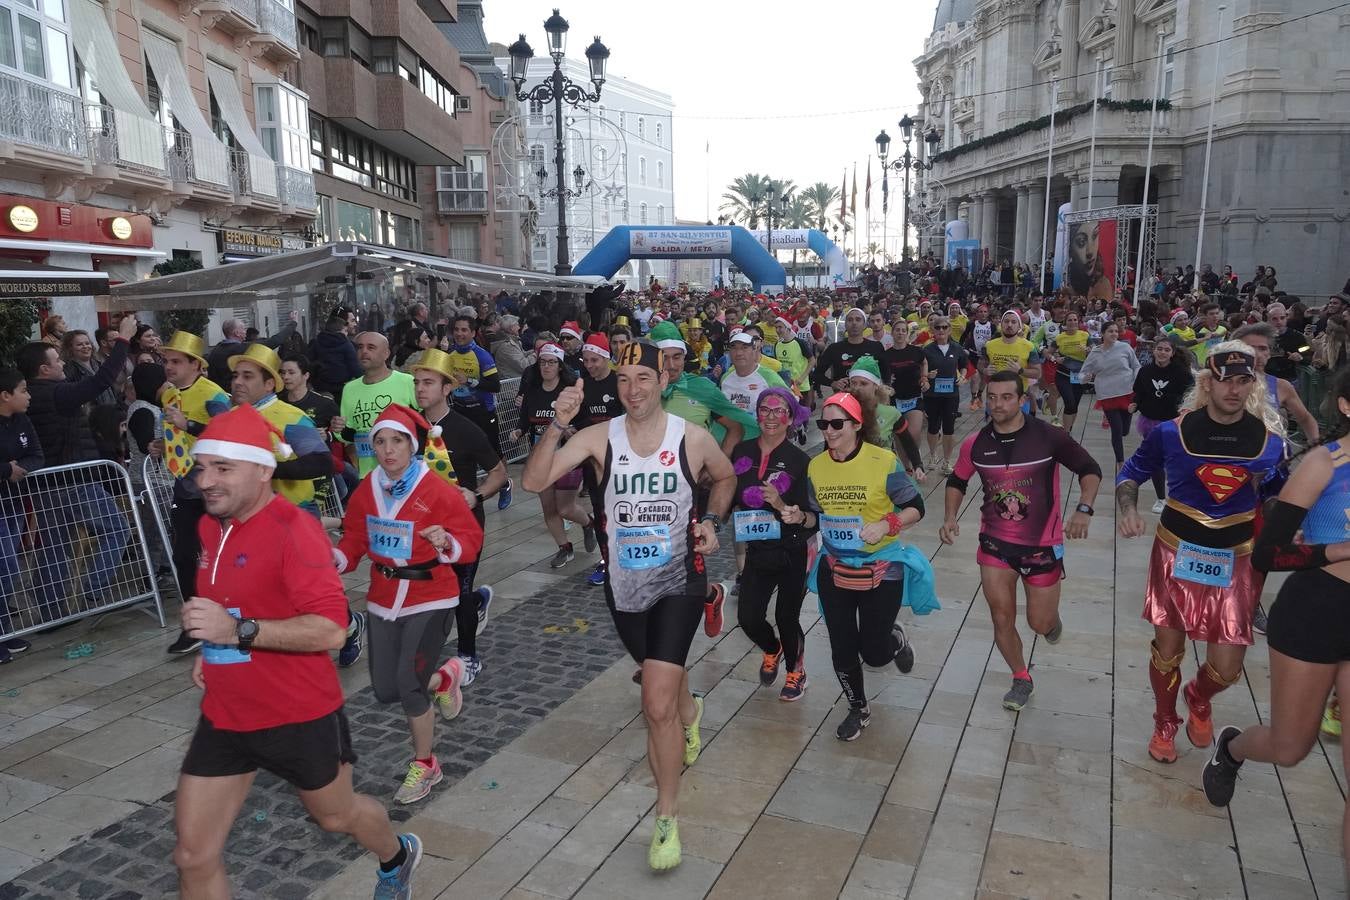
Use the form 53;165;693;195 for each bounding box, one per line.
1075;503;1095;517
236;618;260;651
699;514;723;533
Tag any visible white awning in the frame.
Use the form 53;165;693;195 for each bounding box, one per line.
0;238;166;258
71;0;153;118
142;31;231;187
205;62;278;197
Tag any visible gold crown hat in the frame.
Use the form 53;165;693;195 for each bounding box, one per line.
161;330;207;365
410;348;458;383
227;343;283;385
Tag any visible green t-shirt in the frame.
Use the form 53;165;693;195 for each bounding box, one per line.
339;370;417;476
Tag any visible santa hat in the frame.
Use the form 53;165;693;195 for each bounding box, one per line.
582;334;611;359
773;315;795;331
559;321;583;339
370;404;438;454
538;342;566;362
648;321;687;350
192;403;290;469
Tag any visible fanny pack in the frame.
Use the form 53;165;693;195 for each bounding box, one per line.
827;556;888;591
374;559;439;581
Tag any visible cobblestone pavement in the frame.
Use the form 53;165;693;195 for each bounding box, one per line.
0;533;738;900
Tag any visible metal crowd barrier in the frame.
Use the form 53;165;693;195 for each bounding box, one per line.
139;455;180;598
496;376;531;464
0;460;166;641
1296;365;1334;431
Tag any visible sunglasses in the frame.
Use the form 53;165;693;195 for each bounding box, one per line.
815;418;852;431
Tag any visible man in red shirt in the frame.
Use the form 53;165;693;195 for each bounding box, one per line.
174;404;421;899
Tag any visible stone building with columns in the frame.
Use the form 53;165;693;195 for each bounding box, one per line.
915;0;1350;297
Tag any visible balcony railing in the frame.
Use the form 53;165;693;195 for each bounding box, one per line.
0;73;86;159
165;128;231;189
229;148;279;200
86;104;166;174
276;163;316;210
256;0;298;50
226;0;258;22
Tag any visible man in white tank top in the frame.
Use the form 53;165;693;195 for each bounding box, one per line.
522;340;735;873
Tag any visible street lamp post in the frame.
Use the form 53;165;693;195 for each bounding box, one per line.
877;115;941;264
508;9;610;276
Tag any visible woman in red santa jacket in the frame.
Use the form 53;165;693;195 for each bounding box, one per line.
335;404;483;804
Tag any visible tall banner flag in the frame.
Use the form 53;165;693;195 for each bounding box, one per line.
850;165;857;218
839;170;847;222
865;158;872;211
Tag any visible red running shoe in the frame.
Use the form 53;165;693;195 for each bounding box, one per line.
1149;717;1180;764
1184;681;1214;748
704;582;726;637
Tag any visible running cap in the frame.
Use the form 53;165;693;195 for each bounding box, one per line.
581;334;611;359
823;391;864;424
729;331;755;345
371;403;436;453
537;342;566;361
615;340;663;372
192;403;288;469
559;321;583;339
848;356;883;385
1208;347;1256;381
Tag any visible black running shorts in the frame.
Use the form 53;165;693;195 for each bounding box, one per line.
181;708;356;791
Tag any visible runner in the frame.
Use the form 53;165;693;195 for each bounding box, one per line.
513;343;596;568
578;333;624;586
921;315;970;473
521;340;736;871
796;390;936;741
963;304;995;410
883;319;929;446
939;370;1102;711
1115;343;1287;764
812;308;886;393
1047;311;1090;431
335;332;416;478
1129;336;1194;514
333;404;482;803
1076;321;1141;471
730;388;816;701
412;349;508;683
719;331;787;415
1201;369;1350;831
649;320;754;636
981;311;1042;418
174;403;422;899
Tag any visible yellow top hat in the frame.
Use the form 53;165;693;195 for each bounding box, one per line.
161;330;207;365
614;315;630;327
410;348;457;383
228;343;282;385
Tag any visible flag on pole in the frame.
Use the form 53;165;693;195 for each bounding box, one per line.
839;170;847;222
865;157;872;212
850;165;857;218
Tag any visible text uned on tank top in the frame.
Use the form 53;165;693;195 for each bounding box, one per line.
612;472;680;495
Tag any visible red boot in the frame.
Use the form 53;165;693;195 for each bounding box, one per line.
1184;661;1238;748
1148;641;1184;763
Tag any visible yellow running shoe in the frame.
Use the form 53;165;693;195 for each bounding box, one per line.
683;696;704;766
648;815;681;871
1323;698;1341;738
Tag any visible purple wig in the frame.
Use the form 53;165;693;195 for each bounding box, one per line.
756;386;810;429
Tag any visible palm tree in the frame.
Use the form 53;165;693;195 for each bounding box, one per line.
720;173;771;227
867;242;882;264
781;195;813;285
803;182;841;230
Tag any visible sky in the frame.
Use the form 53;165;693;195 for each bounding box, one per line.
482;0;931;248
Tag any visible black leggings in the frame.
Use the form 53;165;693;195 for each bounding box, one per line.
737;548;808;671
367;608;451;717
818;565;903;709
452;560;478;657
1104;407;1133;464
925;394;959;435
1055;371;1084;415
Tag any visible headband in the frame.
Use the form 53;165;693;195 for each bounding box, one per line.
615;341;663;372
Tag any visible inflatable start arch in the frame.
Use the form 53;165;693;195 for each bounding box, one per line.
573;225;786;291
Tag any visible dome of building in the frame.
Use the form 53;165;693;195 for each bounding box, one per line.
932;0;977;32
